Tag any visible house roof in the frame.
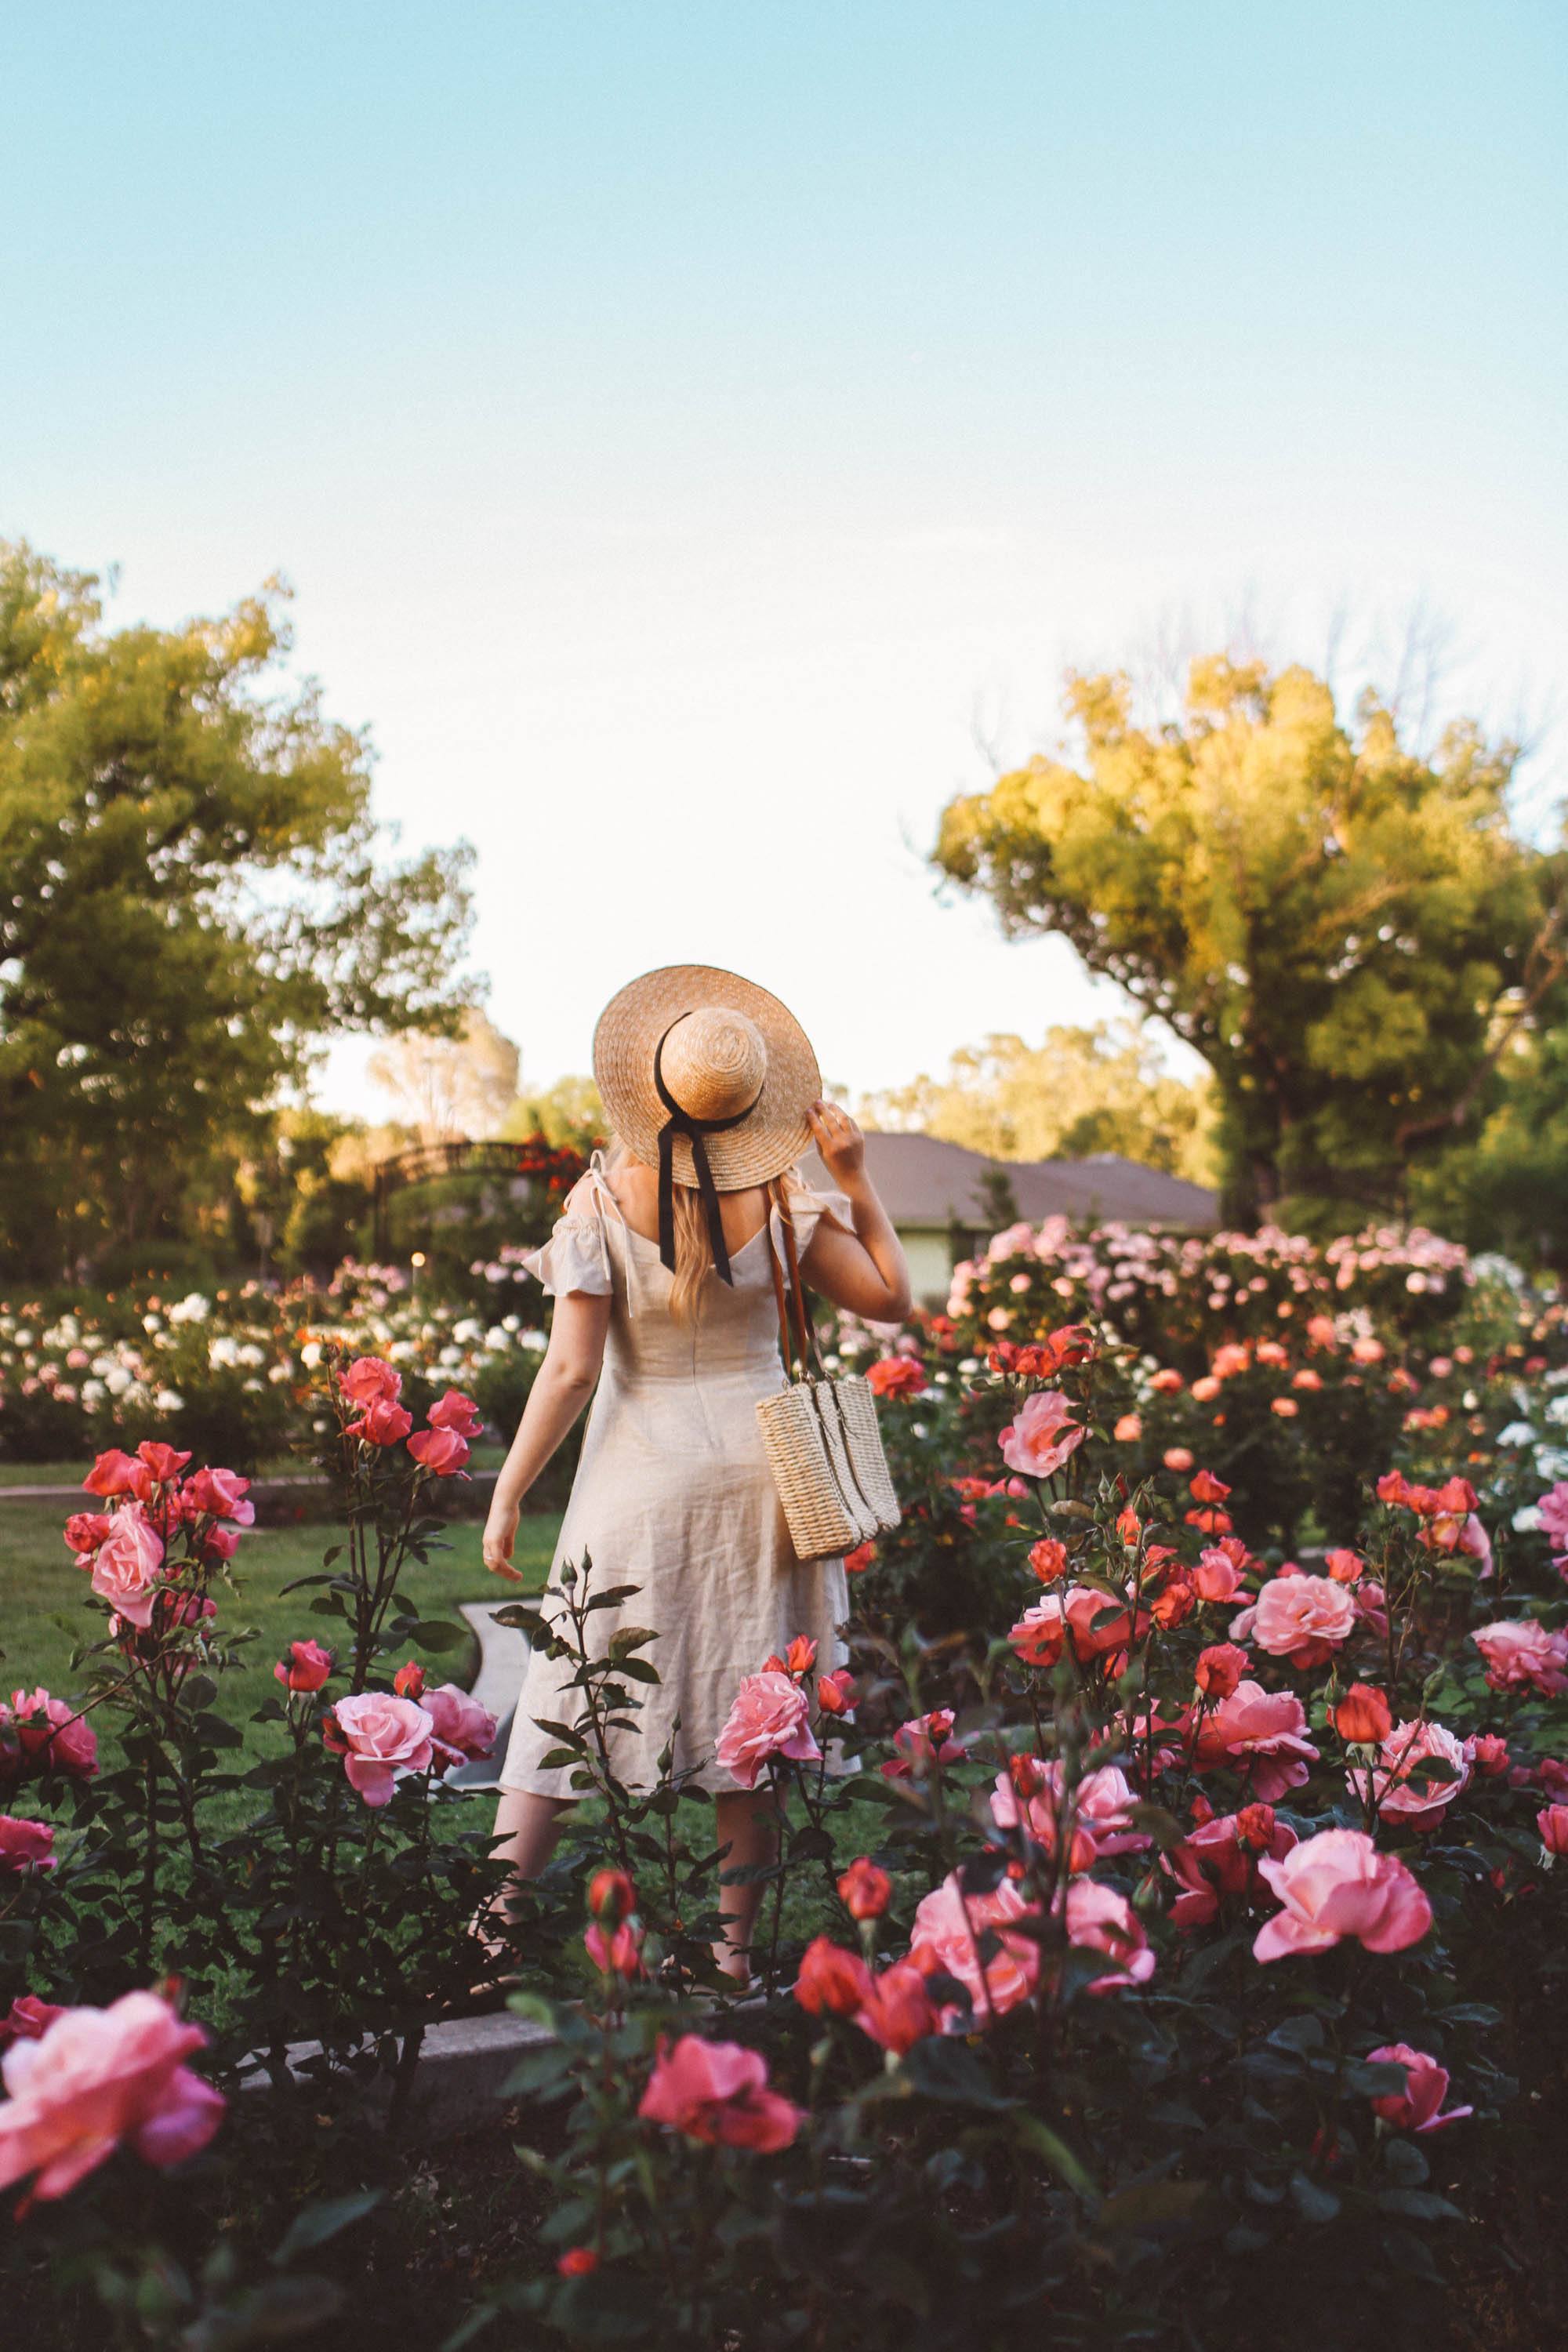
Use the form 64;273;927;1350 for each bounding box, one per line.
800;1130;1218;1232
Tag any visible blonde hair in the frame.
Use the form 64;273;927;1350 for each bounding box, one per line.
604;1137;751;1326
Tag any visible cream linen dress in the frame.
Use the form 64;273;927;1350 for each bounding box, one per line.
498;1153;855;1798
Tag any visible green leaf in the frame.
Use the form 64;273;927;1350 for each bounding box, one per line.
270;2190;383;2266
409;1619;468;1652
1012;2111;1097;2198
1289;2171;1340;2223
608;1626;659;1658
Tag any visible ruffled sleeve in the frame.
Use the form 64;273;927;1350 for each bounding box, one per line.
521;1201;613;1299
772;1166;855;1261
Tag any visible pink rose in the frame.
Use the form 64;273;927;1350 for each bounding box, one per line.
0;1817;55;1871
136;1441;191;1484
1062;1878;1156;1992
1537;1480;1568;1553
1192;1547;1247;1604
880;1708;965;1780
274;1639;333;1694
339;1356;402;1407
1472;1618;1568;1697
1230;1573;1355;1668
716;1671;822;1789
89;1503;165;1630
325;1692;435;1806
82;1449;150;1500
1192;1681;1319;1802
427;1388;484;1436
1253;1828;1432;1962
348;1398;415;1446
0;1990;225;2201
184;1468;254;1526
991;1762;1149;1860
423;1682;498;1770
637;2034;800;2151
1366;2042;1472;2133
910;1872;1040;2027
849;1959;939;2055
0;1997;64;2051
1538;1802;1568;1857
997;1388;1085;1481
866;1356;929;1399
1165;1806;1298;1929
407;1425;470;1475
62;1512;111;1561
1348;1719;1471;1831
8;1691;97;1782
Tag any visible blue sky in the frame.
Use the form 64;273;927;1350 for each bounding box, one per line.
5;2;1565;1109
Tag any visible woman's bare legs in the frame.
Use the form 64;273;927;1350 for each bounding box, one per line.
478;1789;574;1960
713;1789;779;1983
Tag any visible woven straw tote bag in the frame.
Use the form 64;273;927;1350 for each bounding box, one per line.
755;1188;902;1562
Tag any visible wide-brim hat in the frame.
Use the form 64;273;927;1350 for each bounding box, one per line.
593;964;821;1194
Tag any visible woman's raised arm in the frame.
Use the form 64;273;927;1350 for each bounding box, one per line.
797;1102;913;1323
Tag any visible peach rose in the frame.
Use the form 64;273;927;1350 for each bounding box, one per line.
997;1388;1085;1481
1471;1618;1568;1697
183;1468;254;1525
1192;1680;1319;1802
1252;1828;1432;1961
991;1761;1149;1859
716;1671;822;1789
866;1355;928;1399
423;1682;499;1770
0;1990;224;2202
348;1398;415;1446
325;1691;435;1806
1165;1806;1297;1930
1348;1718;1471;1831
90;1504;165;1630
0;1817;55;1872
910;1871;1041;2027
407;1425;470;1475
339;1356;402;1407
638;2034;800;2151
1366;2043;1472;2132
7;1690;97;1782
1231;1573;1355;1668
427;1387;484;1436
1061;1878;1155;1992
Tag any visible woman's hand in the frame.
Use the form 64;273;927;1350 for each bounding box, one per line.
482;1495;524;1582
808;1098;866;1187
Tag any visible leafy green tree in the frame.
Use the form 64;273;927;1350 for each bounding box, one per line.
0;542;475;1280
858;1020;1218;1185
503;1073;607;1154
933;655;1565;1225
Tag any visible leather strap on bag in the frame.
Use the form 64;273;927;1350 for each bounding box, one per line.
768;1177;818;1380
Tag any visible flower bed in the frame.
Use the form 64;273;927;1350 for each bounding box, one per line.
5;1300;1568;2348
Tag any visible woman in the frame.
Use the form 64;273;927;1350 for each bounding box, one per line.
481;964;911;1977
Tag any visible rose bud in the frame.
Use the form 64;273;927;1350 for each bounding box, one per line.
1472;1733;1510;1777
274;1639;333;1693
588;1868;637;1924
1539;1804;1568;1859
1029;1537;1070;1584
393;1660;426;1700
1330;1684;1393;1745
557;2248;598;2278
837;1857;891;1921
1195;1642;1249;1700
816;1668;856;1718
1236;1802;1277;1852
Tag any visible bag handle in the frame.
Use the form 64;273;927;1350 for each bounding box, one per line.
768;1178;820;1382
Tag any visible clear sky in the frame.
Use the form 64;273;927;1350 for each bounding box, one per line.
5;2;1565;1112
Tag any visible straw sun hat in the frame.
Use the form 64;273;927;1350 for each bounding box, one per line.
592;964;822;1283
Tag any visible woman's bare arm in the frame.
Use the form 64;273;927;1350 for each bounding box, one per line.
797;1102;913;1323
481;1287;611;1578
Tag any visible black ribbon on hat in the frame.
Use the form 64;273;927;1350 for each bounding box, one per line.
653;1018;764;1285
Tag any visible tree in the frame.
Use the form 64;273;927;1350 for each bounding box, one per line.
0;543;476;1279
858;1021;1217;1185
367;1007;521;1142
502;1074;607;1154
933;655;1565;1226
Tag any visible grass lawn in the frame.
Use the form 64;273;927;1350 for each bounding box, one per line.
0;1442;511;1488
0;1501;560;1780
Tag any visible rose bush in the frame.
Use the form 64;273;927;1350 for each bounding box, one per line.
5;1261;1568;2347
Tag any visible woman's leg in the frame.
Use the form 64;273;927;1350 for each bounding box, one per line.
713;1788;779;1982
491;1787;572;1892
